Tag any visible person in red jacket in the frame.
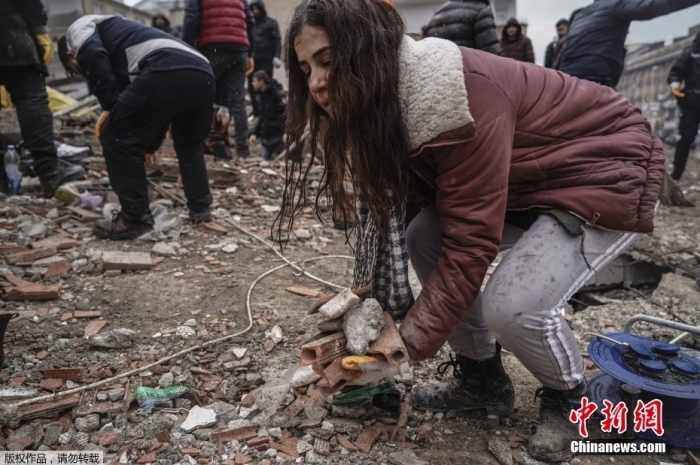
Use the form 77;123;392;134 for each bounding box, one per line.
183;0;255;159
277;0;685;461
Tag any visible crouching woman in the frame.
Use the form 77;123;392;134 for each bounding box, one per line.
277;0;684;461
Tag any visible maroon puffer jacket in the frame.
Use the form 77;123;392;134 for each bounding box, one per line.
198;0;249;48
399;46;664;362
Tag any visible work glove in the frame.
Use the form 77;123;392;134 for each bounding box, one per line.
215;106;231;125
94;111;110;144
246;57;255;76
35;33;54;68
249;135;258;146
670;82;685;98
273;57;282;68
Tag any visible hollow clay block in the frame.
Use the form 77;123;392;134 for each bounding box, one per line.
323;358;364;393
300;332;350;366
318;288;360;321
343;298;385;355
368;312;410;367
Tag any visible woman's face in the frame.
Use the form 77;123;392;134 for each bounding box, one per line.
294;26;332;116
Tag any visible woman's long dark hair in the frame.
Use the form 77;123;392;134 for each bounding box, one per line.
275;0;410;243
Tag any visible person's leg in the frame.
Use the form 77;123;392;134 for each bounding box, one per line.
222;52;250;156
481;214;639;461
672;105;700;181
406;204;523;414
0;66;84;195
201;51;232;157
260;60;274;81
97;74;172;238
169;70;214;219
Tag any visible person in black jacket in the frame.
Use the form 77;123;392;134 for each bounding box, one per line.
249;70;286;160
544;19;568;68
559;0;700;88
668;32;700;181
500;17;534;63
0;0;84;196
58;16;215;240
423;0;500;55
248;0;282;117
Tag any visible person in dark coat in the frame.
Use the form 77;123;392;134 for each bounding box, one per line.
248;0;282;117
544;18;568;68
668;32;700;181
0;0;84;196
423;0;501;55
249;70;286;160
500;17;534;63
151;14;173;35
183;0;256;159
59;16;215;240
559;0;700;88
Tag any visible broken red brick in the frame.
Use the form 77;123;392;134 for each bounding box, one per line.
224;357;251;371
239;391;256;408
336;435;358;452
210;426;256;442
179;447;200;455
233;453;252;464
73;310;101;318
36;350;48;360
416;424;435;442
6;435;34;451
283;397;306;417
97;433;119;447
271;439;299;458
246;436;270;447
355;426;381;453
84;320;107;338
155;429;171;444
136;452;157;463
300;332;349;366
39;378;63;391
298;417;322;429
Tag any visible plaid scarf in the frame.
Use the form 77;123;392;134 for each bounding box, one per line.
352;192;415;320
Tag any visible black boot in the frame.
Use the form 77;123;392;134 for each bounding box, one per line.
529;380;589;462
189;207;212;224
35;159;85;197
212;143;233;160
93;211;154;240
410;344;514;416
0;313;18;368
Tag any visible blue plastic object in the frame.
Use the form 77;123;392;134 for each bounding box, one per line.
629;342;656;359
588;333;700;399
668;360;700;377
590;373;700;448
638;360;667;375
653;343;681;356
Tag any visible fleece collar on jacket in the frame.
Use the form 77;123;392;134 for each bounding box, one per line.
398;36;473;152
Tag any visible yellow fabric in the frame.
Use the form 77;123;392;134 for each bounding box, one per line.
1;86;83;114
341;355;383;371
35;33;54;67
95;111;111;144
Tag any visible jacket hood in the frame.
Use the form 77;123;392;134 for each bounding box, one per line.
250;0;267;16
502;17;522;41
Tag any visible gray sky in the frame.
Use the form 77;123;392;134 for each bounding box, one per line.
124;0;700;66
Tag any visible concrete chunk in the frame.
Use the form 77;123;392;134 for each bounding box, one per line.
343;298;385;355
318;288;360;321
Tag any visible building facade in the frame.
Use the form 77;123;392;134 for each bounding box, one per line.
617;23;700;138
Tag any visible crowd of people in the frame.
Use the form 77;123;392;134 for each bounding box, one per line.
1;0;700;462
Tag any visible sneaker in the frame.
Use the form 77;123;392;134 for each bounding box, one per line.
93;211;154;240
529;381;589;462
410;344;514;416
189;208;212;224
212;143;233;160
36;159;86;197
236;146;250;158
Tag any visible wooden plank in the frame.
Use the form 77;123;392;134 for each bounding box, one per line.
18;393;81;420
102;251;152;271
285;286;320;298
6;247;57;265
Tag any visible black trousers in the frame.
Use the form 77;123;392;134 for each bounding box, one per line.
100;69;214;223
672;103;700;181
0;65;56;170
247;59;273;117
202;49;249;150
